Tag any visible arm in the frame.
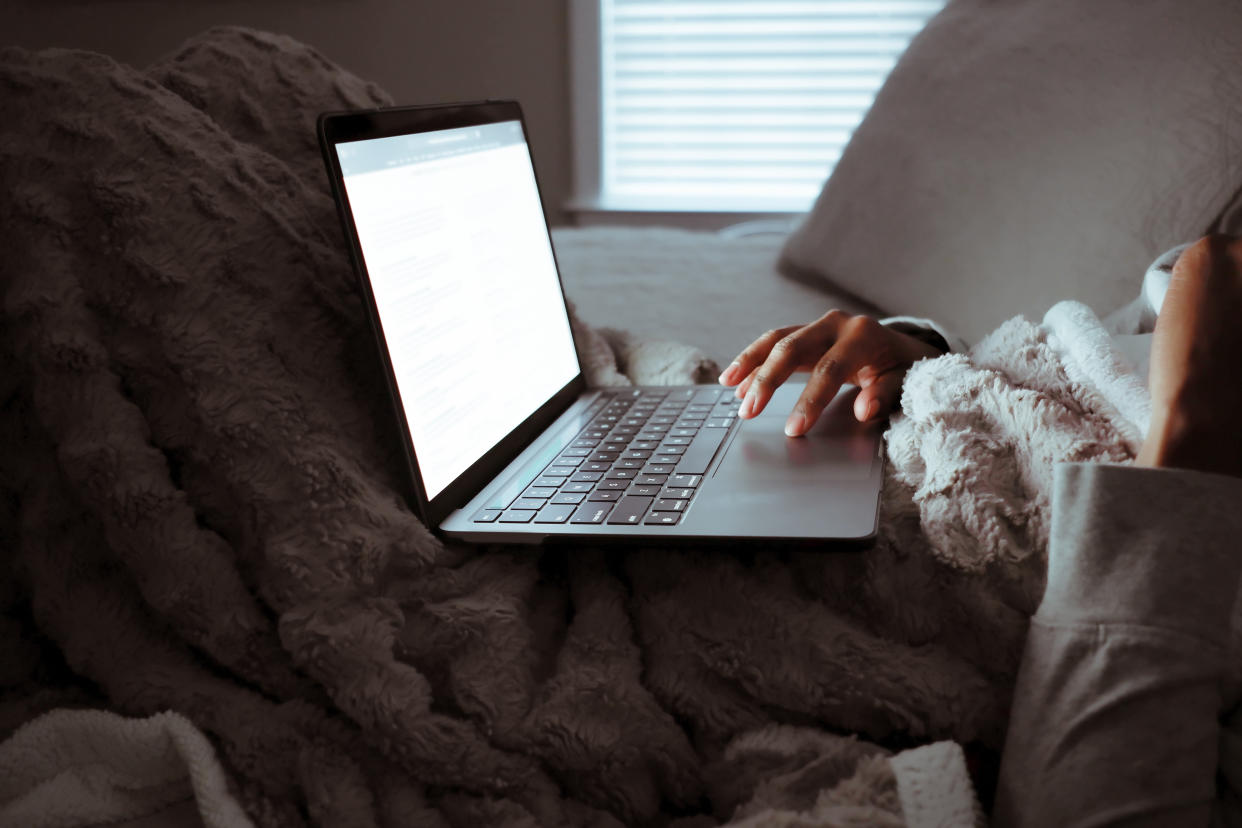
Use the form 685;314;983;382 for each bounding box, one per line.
996;234;1242;826
993;462;1242;827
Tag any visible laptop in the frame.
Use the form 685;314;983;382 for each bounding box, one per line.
318;100;884;544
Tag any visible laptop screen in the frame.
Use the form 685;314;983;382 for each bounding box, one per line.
335;120;580;501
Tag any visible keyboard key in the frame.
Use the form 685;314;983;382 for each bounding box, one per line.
652;498;689;512
645;512;681;526
630;485;661;497
590;451;620;462
675;428;727;475
691;388;721;405
705;418;733;428
588;489;623;502
511;497;548;510
563;482;594;493
499;509;536;523
611;425;640;435
596;479;630;491
582;461;610;472
662;487;694;499
670;474;702;488
662;436;692;446
606;496;654;525
534;503;576;523
533;476;566;489
623;449;652;459
654;445;686;455
671;428;698;438
570;501;613;524
551;492;587;505
630;440;660;451
675;420;704;429
572;438;600;448
523;487;557;499
649;415;677;424
605;468;637;479
643;463;675;475
541;466;573;478
571;471;604;482
652;454;682;466
560;448;591;458
635;474;667;486
616;458;644;469
641;425;669;435
473;508;502;523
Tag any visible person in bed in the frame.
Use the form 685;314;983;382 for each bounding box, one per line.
721;233;1242;825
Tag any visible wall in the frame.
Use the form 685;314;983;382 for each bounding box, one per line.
5;0;574;224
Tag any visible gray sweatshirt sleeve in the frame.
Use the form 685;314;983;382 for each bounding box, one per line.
993;462;1242;827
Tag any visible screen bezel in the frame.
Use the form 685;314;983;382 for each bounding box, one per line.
318;101;586;528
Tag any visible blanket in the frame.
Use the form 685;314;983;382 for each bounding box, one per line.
0;27;1148;828
0;708;253;828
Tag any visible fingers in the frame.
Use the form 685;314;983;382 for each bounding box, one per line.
736;311;849;419
853;370;905;423
784;316;895;435
718;325;800;387
723;311;942;436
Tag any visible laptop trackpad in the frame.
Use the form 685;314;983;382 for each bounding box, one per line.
713;383;880;482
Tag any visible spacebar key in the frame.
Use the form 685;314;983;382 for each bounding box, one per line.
674;427;727;475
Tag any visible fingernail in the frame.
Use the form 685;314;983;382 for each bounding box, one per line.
864;399;879;420
740;390;756;418
785;414;805;437
719;362;740;385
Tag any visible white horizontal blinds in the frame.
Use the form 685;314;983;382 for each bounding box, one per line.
601;0;945;210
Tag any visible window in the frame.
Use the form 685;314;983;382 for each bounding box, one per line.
570;0;946;214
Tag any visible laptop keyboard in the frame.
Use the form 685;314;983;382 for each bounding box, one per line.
473;387;741;527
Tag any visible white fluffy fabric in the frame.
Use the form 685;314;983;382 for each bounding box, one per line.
884;300;1147;573
0;709;253;828
890;742;984;828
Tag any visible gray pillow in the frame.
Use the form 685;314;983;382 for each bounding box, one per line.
779;0;1242;342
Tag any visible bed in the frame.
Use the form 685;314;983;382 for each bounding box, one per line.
3;9;1242;827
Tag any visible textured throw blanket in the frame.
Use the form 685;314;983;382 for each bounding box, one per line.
0;28;1147;828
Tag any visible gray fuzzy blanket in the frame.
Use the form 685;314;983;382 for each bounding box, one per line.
0;27;1129;828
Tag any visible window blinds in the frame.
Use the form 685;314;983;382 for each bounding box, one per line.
599;0;945;210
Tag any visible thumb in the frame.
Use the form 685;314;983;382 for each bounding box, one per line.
854;370;905;421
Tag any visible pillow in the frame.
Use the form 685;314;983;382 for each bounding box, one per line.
779;0;1242;342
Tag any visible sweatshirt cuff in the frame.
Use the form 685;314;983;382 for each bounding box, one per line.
1041;462;1242;646
881;315;967;354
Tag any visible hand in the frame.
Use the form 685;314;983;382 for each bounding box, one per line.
718;310;945;437
1137;234;1242;478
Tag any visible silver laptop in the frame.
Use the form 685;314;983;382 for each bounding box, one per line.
318;101;884;544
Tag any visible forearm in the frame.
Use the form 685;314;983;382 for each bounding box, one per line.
994;462;1242;827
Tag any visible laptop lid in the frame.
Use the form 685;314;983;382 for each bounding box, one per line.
318;101;585;527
